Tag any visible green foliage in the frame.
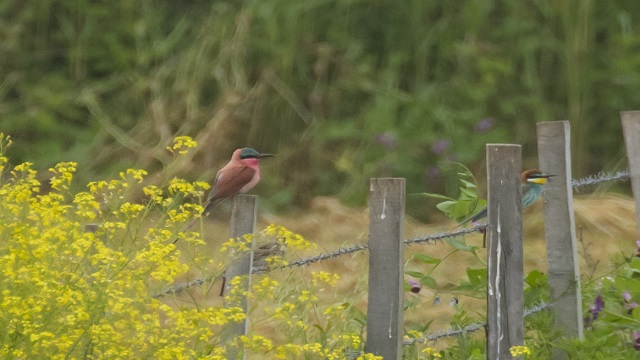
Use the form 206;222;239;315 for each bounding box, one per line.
415;163;486;222
2;1;640;213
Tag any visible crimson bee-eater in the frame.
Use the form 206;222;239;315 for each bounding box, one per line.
202;147;275;214
458;169;554;245
173;147;275;244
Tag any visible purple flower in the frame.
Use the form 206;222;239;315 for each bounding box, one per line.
585;294;605;326
374;132;397;150
408;279;421;293
624;291;632;302
431;140;450;155
591;295;604;319
474;118;494;133
634;331;640;351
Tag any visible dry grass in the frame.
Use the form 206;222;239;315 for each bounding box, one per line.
172;193;638;340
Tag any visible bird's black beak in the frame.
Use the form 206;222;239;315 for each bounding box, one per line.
257;153;276;158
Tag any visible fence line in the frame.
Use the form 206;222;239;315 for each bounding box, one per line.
154;224;488;298
155;165;629;298
158;170;627;295
153;169;632;306
403;301;552;346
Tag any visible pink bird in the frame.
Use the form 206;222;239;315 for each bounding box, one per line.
173;147;275;244
203;147;275;214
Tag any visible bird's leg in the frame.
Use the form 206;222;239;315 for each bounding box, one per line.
482;229;487;248
219;276;226;297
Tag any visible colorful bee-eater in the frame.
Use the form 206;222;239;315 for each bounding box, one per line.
202;147;275;214
173;147;275;244
458;168;555;227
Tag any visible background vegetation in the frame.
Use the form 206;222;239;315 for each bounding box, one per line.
2;0;640;215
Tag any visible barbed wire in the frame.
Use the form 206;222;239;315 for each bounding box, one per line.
403;225;488;246
152;273;223;298
403;301;552;345
572;170;629;191
154;224;488;297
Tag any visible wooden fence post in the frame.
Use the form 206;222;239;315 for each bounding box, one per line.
621;111;640;237
365;178;405;360
486;144;524;360
537;121;584;358
224;194;258;359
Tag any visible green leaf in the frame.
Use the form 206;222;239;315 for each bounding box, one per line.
524;269;546;287
436;200;458;215
405;270;426;278
419;275;437;289
453;267;487;292
445;236;476;252
412;253;441;264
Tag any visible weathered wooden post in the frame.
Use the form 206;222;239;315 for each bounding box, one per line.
621;111;640;237
224;194;258;359
537;121;584;359
486;144;524;360
365;178;405;360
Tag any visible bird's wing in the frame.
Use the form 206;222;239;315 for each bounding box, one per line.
208;165;256;203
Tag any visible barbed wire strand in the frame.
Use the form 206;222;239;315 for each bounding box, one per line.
154;224;488;298
572;170;629;191
403;301;552;345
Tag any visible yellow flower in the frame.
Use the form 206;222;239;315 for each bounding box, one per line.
166;136;198;155
143;185;164;203
120;168;148;183
509;345;531;357
167;178;210;197
263;224;316;250
49;161;77;190
312;271;340;287
422;347;442;358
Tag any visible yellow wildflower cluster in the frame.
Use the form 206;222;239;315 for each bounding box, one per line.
0;133;12;173
264;224;316;250
166;135;198;155
312;271;340;287
120;168;148;183
509;345;531;357
167;177;210;198
143;185;164;203
221;234;253;253
252;277;279;299
0;138;248;359
323;303;349;317
422;347;443;358
0;135;390;360
234;334;274;352
270;335;381;360
49;161;77;190
404;330;423;342
73;191;100;219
